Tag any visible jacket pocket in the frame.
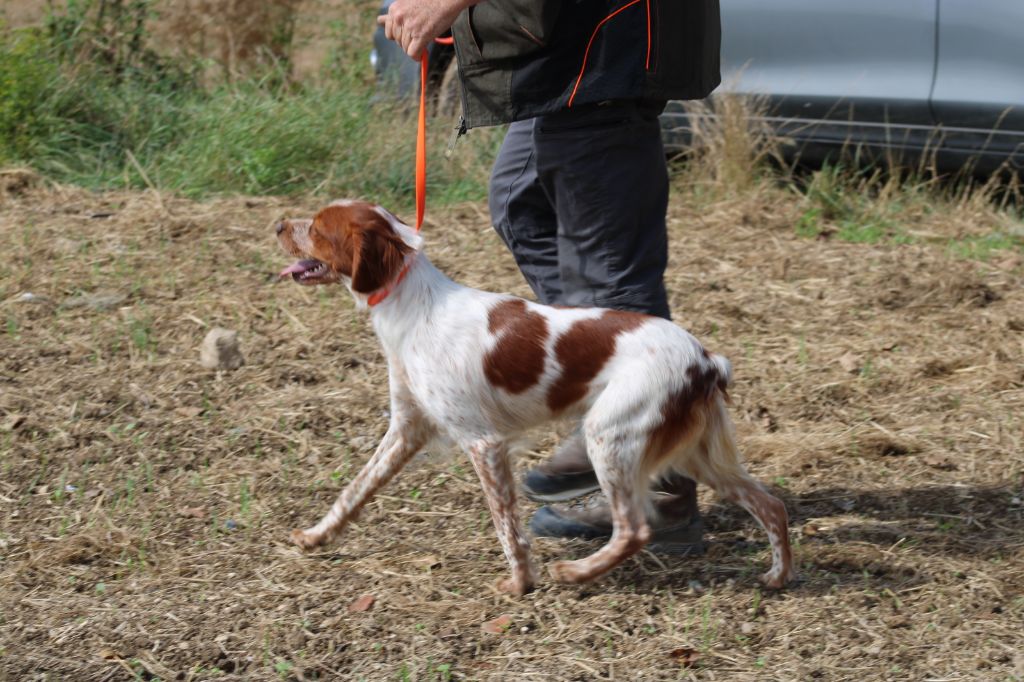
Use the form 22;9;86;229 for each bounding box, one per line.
462;2;561;61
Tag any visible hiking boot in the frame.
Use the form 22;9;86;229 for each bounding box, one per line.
521;431;601;502
529;491;706;556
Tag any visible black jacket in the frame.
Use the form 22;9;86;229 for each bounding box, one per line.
451;0;721;129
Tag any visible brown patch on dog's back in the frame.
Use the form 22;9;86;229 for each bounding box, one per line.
484;299;549;394
546;310;649;413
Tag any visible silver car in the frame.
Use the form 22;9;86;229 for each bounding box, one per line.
662;0;1024;173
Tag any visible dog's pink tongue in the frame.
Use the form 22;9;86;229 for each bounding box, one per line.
279;260;313;279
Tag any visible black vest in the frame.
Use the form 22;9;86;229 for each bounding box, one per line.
451;0;721;129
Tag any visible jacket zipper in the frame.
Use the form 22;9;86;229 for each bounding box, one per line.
446;115;467;158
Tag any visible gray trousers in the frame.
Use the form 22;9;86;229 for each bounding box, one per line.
488;100;671;320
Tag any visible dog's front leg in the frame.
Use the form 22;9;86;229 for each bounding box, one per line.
291;421;429;550
466;439;536;596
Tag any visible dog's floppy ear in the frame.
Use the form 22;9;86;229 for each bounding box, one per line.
350;213;411;294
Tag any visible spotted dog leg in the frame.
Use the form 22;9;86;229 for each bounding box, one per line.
548;430;652;584
547;495;651;584
291;423;430;550
718;476;794;589
690;405;795;589
465;440;536;596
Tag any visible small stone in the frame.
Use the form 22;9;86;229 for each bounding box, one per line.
741;621;756;635
15;292;49;304
200;328;244;370
62;292;126;311
224;519;238;530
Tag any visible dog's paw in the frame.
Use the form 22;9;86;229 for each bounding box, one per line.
548;560;587;584
290;528;322;550
497;575;535;597
759;568;796;590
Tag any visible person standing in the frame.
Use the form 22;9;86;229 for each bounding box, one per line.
379;0;722;552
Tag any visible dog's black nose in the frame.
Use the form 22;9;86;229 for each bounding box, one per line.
275;221;286;235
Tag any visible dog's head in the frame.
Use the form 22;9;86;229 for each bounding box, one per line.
276;200;421;298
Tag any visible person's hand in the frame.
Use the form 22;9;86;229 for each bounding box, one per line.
377;0;475;60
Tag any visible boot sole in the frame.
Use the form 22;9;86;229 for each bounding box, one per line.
530;507;706;556
521;482;602;503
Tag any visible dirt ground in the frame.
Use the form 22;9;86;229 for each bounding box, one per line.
1;171;1022;681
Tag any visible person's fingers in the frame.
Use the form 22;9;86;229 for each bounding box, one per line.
406;35;426;60
378;2;448;58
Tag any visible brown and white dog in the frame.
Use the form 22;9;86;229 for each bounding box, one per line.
276;200;795;595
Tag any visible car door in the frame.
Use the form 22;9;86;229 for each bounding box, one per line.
719;0;938;125
930;0;1024;142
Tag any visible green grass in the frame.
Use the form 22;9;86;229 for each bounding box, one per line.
0;6;501;209
790;163;1023;257
946;231;1024;260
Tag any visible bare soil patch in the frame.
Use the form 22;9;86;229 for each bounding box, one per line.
1;179;1022;680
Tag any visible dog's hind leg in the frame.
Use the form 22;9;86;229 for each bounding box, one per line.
466;439;536;596
548;431;651;584
719;474;793;589
682;400;795;588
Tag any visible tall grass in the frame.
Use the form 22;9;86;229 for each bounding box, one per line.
0;0;501;208
677;94;781;198
673;92;1022;256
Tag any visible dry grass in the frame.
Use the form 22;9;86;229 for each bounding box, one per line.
159;0;301;79
0;0;380;81
1;164;1022;681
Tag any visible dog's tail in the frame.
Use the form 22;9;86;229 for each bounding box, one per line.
706;351;733;404
662;351;739;485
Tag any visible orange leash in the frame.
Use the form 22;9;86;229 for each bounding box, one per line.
368;50;428;308
415;50;428;232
